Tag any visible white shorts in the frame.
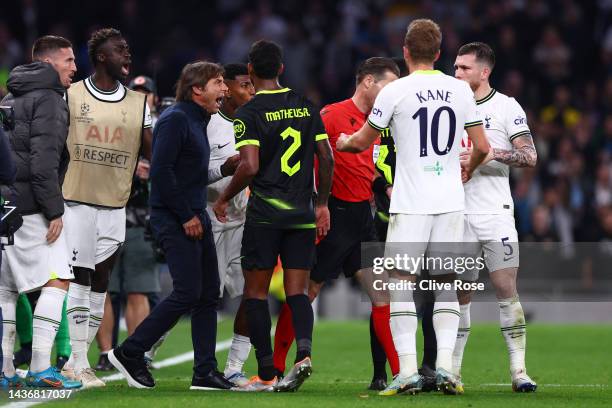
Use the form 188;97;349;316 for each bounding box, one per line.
63;204;126;270
385;211;464;276
0;213;74;293
461;213;520;281
213;224;244;298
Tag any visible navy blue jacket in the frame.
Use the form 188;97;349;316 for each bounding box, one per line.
0;127;16;186
149;101;211;224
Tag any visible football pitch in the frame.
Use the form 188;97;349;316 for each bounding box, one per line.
3;319;612;407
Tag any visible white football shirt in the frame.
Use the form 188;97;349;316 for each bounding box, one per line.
461;89;531;214
368;70;482;214
206;112;248;230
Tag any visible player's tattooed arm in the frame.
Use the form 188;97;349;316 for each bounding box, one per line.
492;134;537;168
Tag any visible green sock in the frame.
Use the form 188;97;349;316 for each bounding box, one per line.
55;297;71;357
16;294;33;345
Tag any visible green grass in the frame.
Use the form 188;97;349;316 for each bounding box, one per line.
4;320;612;407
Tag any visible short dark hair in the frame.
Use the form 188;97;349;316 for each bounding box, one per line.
356;57;400;85
392;56;409;77
404;19;442;64
175;61;225;102
223;63;248;80
32;35;72;61
88;28;123;65
248;40;282;80
457;42;496;69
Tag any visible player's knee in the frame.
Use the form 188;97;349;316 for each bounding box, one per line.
46;278;70;291
308;281;322;301
457;289;473;305
0;288;18;306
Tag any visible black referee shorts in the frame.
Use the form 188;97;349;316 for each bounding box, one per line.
310;196;378;284
241;223;316;271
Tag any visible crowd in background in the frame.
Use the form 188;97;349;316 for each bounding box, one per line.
2;0;611;244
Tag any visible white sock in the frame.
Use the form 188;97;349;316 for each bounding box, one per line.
499;296;526;375
0;289;18;377
31;287;66;373
452;302;471;377
432;300;460;373
224;334;251;375
66;283;90;371
87;291;106;346
389;280;418;377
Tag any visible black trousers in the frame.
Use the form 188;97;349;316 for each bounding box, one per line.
122;210;220;377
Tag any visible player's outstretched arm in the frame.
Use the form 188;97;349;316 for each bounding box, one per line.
213;145;259;222
492;134;537;168
464;124;491;181
315;138;334;236
336;122;380;153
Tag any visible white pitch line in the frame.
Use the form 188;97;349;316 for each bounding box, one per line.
481;383;609;388
100;337;234;382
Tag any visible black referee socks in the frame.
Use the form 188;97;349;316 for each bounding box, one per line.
286;294;314;364
245;298;275;380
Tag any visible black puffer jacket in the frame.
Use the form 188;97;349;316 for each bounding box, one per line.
1;62;69;220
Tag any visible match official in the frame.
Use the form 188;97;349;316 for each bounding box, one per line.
109;61;233;391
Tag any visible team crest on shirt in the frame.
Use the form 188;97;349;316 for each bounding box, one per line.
233;119;246;139
484;115;491;128
121;110;128;123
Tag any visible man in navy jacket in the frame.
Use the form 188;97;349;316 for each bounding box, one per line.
109;61;235;391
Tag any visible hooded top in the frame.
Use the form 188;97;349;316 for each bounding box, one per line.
1;62;70;220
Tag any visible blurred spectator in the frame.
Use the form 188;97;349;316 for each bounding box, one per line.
525;205;559;242
540;85;581;130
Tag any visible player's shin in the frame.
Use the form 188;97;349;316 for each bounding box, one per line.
286;294;313;363
499;296;526;374
432;289;460;373
225;300;251;377
372;305;400;376
0;289;18;377
87;291;106;349
389;279;418;377
30;287;66;372
272;302;294;374
245;298;275;380
452;302;471;377
66;282;91;370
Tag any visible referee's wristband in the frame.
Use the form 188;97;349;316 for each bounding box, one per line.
372;176;390;195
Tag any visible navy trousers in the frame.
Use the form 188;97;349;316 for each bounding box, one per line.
122;210;220;377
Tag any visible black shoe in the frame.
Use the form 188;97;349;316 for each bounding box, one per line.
190;370;233;391
419;365;438;392
108;346;155;389
56;355;69;370
368;376;388;391
95;354;115;371
13;346;32;368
